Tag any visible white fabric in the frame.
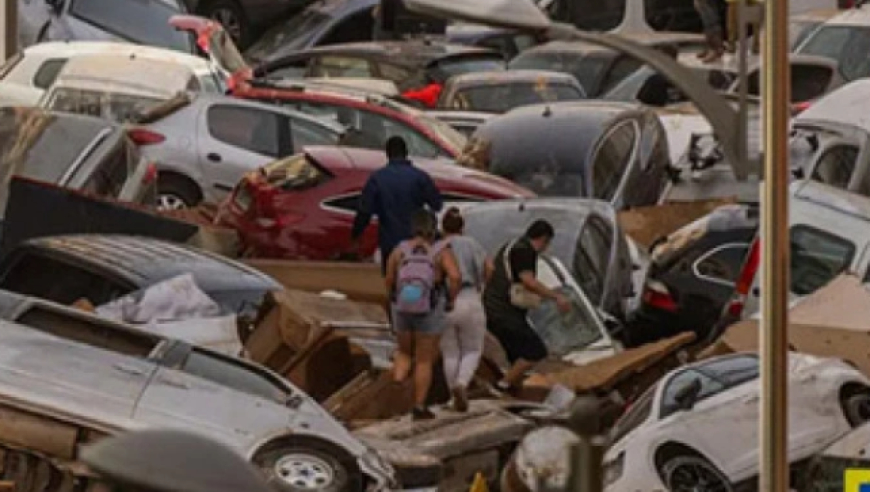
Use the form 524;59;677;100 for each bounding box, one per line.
441;289;487;388
97;273;221;324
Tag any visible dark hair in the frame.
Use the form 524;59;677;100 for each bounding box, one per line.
411;209;437;239
441;207;464;234
525;220;555;241
386;136;408;160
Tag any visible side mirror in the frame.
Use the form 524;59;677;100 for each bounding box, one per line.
674;378;702;412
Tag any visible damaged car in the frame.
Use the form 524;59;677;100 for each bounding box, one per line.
603;352;870;492
436;70;586;114
0;288;398;491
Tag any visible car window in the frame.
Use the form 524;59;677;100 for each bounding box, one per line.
260;153;331;191
377;62;415;84
513;34;538;53
69;0;189;52
79;138;132;198
592;120;636;200
811;144;858;190
527;282;604;354
32;59;68;90
698;354;759;387
611;383;656;444
660;369;726;419
207;105;280;157
790;20;821;49
47;88;163;123
600;56;643;94
694;243;751;286
324;193;360;213
182;349;288;403
572;218;612;305
310;56;374;78
510;51;610;96
434;56;506;80
288;116;340;150
449;82;584;113
319;10;375;45
790;226;855;295
0;253;131;306
799;25;870;81
358;110;441;158
638;115;669;171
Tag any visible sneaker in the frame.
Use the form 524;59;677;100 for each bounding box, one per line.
452;386;469;413
412;406;436;420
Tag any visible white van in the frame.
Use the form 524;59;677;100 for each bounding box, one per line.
731;180;870;320
39;53;201;123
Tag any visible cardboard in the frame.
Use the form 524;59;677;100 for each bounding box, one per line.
617;198;737;249
245;290;387;400
702;274;870;377
244;260;388;305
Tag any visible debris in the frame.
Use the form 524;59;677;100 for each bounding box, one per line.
617;198;737;249
243;260;388;305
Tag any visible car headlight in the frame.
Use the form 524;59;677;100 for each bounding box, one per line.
603;451;625;487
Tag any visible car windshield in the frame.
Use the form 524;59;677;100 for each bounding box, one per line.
510;51;611;95
245;10;331;62
463;207;580;269
47;88;165;123
436;56;506;79
790;226;855;295
790;20;822;49
798;25;870;81
70;0;190;52
527;282;603;354
448;82;584;113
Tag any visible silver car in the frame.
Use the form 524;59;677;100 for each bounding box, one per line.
0;289;396;491
134;93;347;209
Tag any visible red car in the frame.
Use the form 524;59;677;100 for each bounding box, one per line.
171;14;468;160
218;146;535;260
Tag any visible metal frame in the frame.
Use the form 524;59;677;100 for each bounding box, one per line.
692;241;753;288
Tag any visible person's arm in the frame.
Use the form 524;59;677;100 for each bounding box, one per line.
384;248;401;294
440;247;461;307
483;258;495;284
512;247;570;312
350;178;378;249
421;173;443;212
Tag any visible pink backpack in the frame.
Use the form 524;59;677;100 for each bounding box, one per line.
395;240;445;314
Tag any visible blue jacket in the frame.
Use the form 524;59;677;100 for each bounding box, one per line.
351;159;443;256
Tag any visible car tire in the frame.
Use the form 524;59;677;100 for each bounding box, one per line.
254;445;357;492
660;453;733;492
157;175;202;211
199;0;250;47
843;390;870;427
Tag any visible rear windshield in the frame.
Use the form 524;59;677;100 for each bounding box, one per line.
69;0;190;52
47;88;165;123
510;51;610;96
448;82;584;113
0;109;105;186
790;225;855;295
798;25;870;81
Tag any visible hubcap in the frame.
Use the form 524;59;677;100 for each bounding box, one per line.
668;461;729;492
274;454;335;490
157;193;189;211
211;8;242;42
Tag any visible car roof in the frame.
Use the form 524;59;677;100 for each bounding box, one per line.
822;5;870;26
303;146;535;198
51;54;196;98
20;235;281;291
447;69;580;88
796;78;870;132
791;180;870;224
22;41;211;71
189;93;347;133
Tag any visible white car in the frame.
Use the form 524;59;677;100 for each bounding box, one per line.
0;41;226;108
604;352;870;492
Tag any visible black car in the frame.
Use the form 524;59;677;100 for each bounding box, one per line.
0;234;281;318
509;33;704;97
631;204;758;345
251;40;506;92
0;107;155;216
459;101;672;210
184;0;313;48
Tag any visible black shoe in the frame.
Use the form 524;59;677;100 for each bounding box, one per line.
412;406;436;420
452;386;469;413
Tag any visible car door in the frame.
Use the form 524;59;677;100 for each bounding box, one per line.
590;119;637;208
198;101;285;201
134;347;295;445
572;215;616;314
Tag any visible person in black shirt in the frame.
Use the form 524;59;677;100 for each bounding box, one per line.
484;220;570;390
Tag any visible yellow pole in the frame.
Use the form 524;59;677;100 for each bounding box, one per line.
760;0;790;488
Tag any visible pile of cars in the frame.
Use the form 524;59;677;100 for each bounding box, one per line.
4;0;870;490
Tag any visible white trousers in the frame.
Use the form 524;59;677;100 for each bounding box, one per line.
441;289;487;389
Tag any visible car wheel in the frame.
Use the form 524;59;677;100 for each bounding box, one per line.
254;446;355;492
200;0;249;47
661;454;733;492
843;390;870;426
157;176;201;211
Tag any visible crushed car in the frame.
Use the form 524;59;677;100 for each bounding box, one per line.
436;70;586;114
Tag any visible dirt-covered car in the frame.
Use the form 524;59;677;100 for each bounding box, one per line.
0;288;397;491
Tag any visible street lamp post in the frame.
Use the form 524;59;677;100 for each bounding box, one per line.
0;0;16;62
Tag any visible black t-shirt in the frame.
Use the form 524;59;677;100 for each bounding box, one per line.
484;237;538;316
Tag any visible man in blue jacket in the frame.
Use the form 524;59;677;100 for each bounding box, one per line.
351;136;443;274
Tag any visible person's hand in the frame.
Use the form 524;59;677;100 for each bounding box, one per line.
555;293;571;314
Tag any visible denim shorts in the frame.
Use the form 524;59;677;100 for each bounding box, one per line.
392;298;447;335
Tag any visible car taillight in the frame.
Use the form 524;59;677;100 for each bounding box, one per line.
642;280;678;312
128;128;166;146
792;101;813;115
726;238;761;317
142;163;158;184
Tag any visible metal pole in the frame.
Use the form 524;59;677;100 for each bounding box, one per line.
737;0;748;166
760;0;790;488
0;0;16;62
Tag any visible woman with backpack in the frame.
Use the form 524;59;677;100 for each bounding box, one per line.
385;210;461;420
439;207;494;412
